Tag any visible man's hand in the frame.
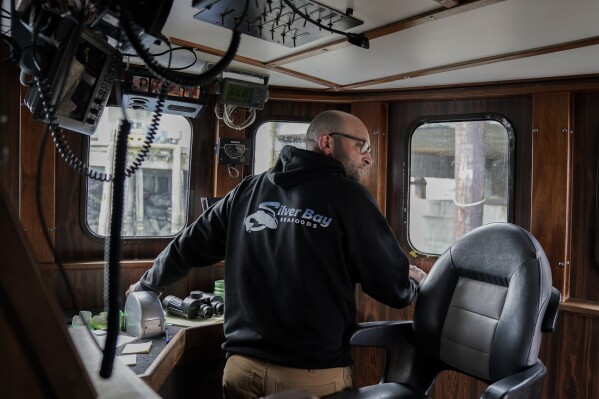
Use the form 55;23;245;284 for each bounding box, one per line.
409;265;427;284
125;281;141;297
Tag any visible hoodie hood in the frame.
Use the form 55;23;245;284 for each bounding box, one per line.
266;145;346;188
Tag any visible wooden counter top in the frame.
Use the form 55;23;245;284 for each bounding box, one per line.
69;327;160;399
140;320;226;392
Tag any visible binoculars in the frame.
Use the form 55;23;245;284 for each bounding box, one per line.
162;290;224;319
190;290;225;316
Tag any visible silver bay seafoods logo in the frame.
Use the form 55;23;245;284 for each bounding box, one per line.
244;202;333;233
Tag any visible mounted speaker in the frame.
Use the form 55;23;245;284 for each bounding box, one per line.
123;68;207;118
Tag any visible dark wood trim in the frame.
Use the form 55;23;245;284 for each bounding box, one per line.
176;0;589;93
569;92;599;304
213;107;249;197
172;1;507;88
339;36;599;90
39;260;225;271
140;323;225;393
169;37;339;88
530;92;571;299
69;328;160;398
267;75;599;103
40;260;155;271
351;102;389;212
141;327;187;391
19;85;56;264
266;0;503;67
560;298;599;319
0;67;21;209
177;32;599;93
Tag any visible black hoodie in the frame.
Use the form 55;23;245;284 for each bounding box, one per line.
137;146;418;368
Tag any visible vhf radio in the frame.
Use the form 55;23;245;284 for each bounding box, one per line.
23;22;121;135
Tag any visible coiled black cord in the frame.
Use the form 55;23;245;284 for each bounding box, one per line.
99;118;130;379
124;82;167;177
34;64;167;181
117;0;248;88
33;74;110;181
1;34;21;66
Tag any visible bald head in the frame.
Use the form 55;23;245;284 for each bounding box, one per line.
306;110;360;151
305;110;373;182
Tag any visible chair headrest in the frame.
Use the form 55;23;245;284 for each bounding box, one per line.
449;222;551;287
413;223;554;381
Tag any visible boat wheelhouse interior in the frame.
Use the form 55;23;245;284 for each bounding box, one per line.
1;0;598;398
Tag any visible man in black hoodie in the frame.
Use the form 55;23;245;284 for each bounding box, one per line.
126;110;426;398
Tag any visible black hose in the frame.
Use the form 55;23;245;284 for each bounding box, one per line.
117;0;248;88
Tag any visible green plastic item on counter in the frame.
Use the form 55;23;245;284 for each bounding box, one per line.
89;310;127;331
120;310;127;332
90;311;108;330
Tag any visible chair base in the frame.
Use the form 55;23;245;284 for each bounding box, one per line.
331;382;426;399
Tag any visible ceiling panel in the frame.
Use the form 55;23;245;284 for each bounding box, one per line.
126;0;599;90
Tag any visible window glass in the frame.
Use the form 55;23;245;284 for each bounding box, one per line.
409;118;512;254
254;121;309;174
86;107;192;237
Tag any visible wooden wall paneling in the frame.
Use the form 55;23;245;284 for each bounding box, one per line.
43;261;224;310
352;289;415;388
353;97;533;397
47;100;218;309
19;85;56;264
186;261;225;294
540;312;599;399
214;107;249;197
212;99;352;197
55;130;91;260
351;102;389;211
0;67;21;209
53;101;216;265
0;304;47;399
252;100;351;126
348;101;401;389
429;371;488;398
570;93;599;303
53;130;175;262
388;97;533;266
213;99;352;196
0;188;96;398
531;92;571;299
189;97;218;220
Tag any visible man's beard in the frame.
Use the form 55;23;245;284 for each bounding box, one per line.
332;146;362;182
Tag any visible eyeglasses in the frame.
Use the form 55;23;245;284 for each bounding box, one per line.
329;132;371;154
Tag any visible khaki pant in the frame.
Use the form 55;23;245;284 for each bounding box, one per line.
222;354;353;399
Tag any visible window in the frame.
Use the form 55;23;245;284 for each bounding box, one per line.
408;116;513;255
253;121;309;174
86;107;192;238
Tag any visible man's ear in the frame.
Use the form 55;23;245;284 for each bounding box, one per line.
318;134;333;156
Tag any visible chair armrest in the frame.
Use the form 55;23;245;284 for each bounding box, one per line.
348;321;413;348
541;287;561;333
344;321;442;394
481;360;546;399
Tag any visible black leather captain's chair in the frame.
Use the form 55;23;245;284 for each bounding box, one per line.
333;222;561;399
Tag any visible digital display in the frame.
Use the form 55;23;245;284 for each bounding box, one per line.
218;77;268;109
225;83;253;103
